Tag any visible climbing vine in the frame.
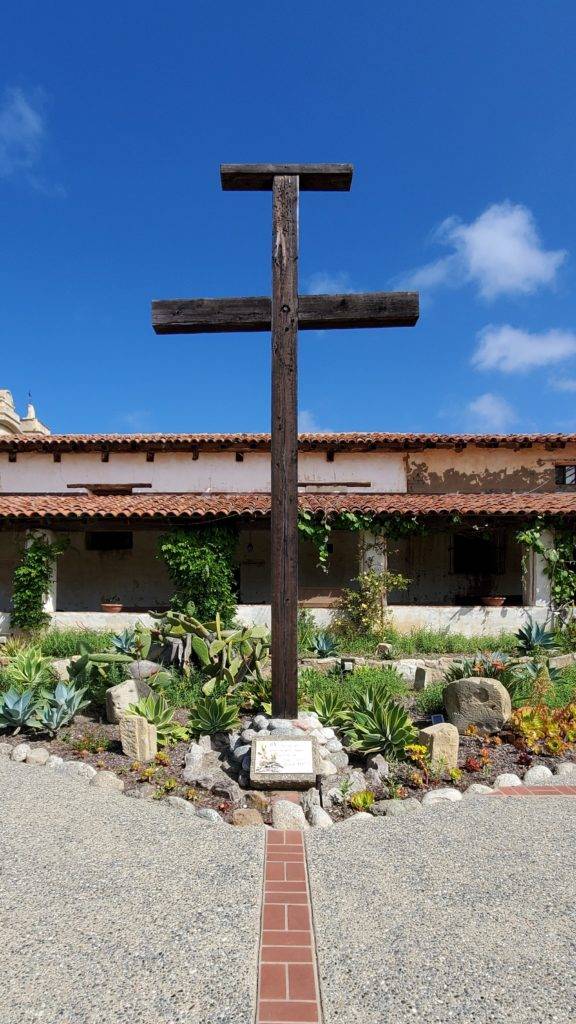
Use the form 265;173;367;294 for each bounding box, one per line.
11;534;68;631
297;511;428;572
516;518;576;610
158;525;238;624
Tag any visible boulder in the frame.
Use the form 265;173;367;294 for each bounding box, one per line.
246;791;271;813
166;795;196;816
90;771;124;792
232;808;264;827
418;722;459;769
25;747;50;766
366;754;389;779
555;762;576;779
51;658;73;681
59;760;97;781
377;797;422;817
443;677;512;734
300;787;320;822
462;783;493;797
11;743;31;762
523;764;554;785
493;773;522;789
422;787;462;806
127;660;162;681
196;807;224;824
309;806;333;827
105;679;152;724
272;800;309;830
324;749;349;770
119;715;157;762
0;742;13;757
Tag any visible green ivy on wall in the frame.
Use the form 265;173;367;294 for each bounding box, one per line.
297;510;428;571
11;533;68;631
516;518;576;610
158;525;238;625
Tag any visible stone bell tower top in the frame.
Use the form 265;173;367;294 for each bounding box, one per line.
0;390;50;435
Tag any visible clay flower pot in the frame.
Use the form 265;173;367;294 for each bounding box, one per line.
481;596;505;607
100;602;123;613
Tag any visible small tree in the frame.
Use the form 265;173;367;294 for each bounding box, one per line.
158;526;238;625
338;568;410;636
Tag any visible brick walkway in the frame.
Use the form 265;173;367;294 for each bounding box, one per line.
257;830;322;1023
255;786;576;1022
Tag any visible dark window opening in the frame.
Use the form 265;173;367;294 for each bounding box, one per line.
555;465;576;485
452;533;504;576
85;531;133;551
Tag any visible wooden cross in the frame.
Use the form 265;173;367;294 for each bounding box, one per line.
152;163;419;718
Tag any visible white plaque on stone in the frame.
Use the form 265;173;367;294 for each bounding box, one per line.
250;735;316;789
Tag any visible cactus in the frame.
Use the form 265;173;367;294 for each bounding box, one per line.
150;609;270;699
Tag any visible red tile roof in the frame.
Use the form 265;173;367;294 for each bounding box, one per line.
1;432;576;453
0;492;574;521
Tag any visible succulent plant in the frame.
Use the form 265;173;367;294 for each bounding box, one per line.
150;609;270;699
188;695;241;737
346;699;416;758
310;632;339;658
36;681;90;735
0;688;38;733
126;693;188;747
516;616;558;655
6;648;55;692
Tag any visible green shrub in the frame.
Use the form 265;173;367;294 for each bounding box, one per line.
126;693;189;747
37;629;115;658
329;625;519;657
298;665;407;709
297;608;317;654
158;526;238;625
414;682;447;716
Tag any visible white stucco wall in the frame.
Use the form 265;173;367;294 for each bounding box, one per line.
0;450;406;493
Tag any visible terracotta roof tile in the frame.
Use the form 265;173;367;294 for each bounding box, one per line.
1;431;576;453
0;492;575;521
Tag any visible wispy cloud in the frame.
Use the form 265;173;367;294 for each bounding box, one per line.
122;410;152;431
400;202;566;299
472;324;576;373
0;86;64;195
466;392;517;432
549;375;576;393
305;271;352;295
298;409;331;433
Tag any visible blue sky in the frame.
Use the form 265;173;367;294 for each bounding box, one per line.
1;1;575;436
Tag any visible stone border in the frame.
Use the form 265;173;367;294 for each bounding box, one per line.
257;829;323;1023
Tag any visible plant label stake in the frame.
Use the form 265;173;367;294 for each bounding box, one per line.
152;164;419;718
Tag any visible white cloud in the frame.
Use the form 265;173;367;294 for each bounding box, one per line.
549;375;576;393
466;393;517;432
401;202;566;299
0;87;45;178
472;324;576;373
298;409;331;433
305;271;351;295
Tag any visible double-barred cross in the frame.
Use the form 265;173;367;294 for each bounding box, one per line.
152;163;419;718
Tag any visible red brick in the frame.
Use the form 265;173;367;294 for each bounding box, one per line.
287;904;311;930
267;851;305;862
288;963;317;1001
258;999;319;1021
259;963;287;1000
261;946;313;963
266;862;286;881
266;881;307;893
262;930;311;947
267;832;286;845
285;863;306;881
263;904;286;930
265;893;309;905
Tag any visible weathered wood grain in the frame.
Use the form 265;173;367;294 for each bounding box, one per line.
271;175;299;718
221;163;353;191
152;292;419;333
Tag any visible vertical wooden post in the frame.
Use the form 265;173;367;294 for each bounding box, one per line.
271;175;299;718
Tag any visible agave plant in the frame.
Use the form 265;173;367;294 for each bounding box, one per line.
126;693;188;747
111;625;152;659
346;700;416;758
188;695;241;737
0;688;39;733
312;690;350;727
443;653;517;688
310;632;339;659
516;616;558;655
6;648;55;692
36;681;90;735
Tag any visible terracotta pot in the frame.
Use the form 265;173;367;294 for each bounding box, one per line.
481;596;505;607
100;602;123;613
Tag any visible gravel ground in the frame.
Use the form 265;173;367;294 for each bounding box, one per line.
0;759;264;1024
306;797;576;1024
